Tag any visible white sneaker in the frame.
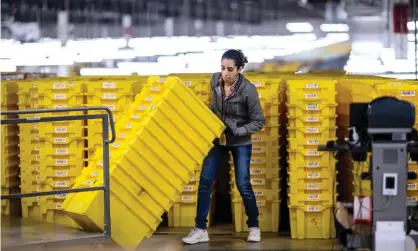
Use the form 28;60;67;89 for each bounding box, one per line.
182;227;210;244
247;227;261;242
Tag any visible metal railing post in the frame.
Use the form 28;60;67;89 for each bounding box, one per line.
102;115;111;241
0;107;116;248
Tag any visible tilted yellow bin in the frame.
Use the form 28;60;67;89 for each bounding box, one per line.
62;76;225;250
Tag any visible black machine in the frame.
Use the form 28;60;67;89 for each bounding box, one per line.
319;96;418;251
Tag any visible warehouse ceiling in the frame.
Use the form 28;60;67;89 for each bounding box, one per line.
1;0;385;25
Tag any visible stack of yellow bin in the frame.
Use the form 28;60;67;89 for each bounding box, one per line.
230;77;281;233
167;181;216;228
334;79;414;200
335;79;377;200
286;79;337;239
1;81;21;216
17;79;85;228
85;79;137;158
62;76;225;249
171;73;212;106
167;74;216;227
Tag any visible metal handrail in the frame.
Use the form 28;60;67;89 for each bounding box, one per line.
1;106;115;247
1;106;116;144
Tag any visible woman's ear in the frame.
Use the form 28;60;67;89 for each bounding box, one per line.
238;66;243;72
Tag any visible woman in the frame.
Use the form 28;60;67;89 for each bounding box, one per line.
182;49;265;244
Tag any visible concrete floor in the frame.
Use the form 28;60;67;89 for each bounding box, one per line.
2;216;344;251
139;227;343;251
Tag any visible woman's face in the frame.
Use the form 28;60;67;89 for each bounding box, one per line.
221;58;241;84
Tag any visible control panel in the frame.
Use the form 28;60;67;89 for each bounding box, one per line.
383;173;398;196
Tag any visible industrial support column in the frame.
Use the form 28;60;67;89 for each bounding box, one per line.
164;0;174;37
194;0;204;36
182;0;190;36
216;1;226;36
122;14;132;39
216;21;225;36
336;0;348;21
57;10;70;77
383;0;392;48
392;0;409;59
325;0;335;21
165;18;174;37
325;0;347;22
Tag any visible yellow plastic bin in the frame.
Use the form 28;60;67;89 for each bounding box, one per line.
289;205;336;239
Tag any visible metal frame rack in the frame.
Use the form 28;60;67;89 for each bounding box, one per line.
1;107;115;250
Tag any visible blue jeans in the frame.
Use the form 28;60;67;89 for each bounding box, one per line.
195;143;259;229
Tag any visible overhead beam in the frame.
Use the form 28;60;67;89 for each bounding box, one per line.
1;0;325;25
